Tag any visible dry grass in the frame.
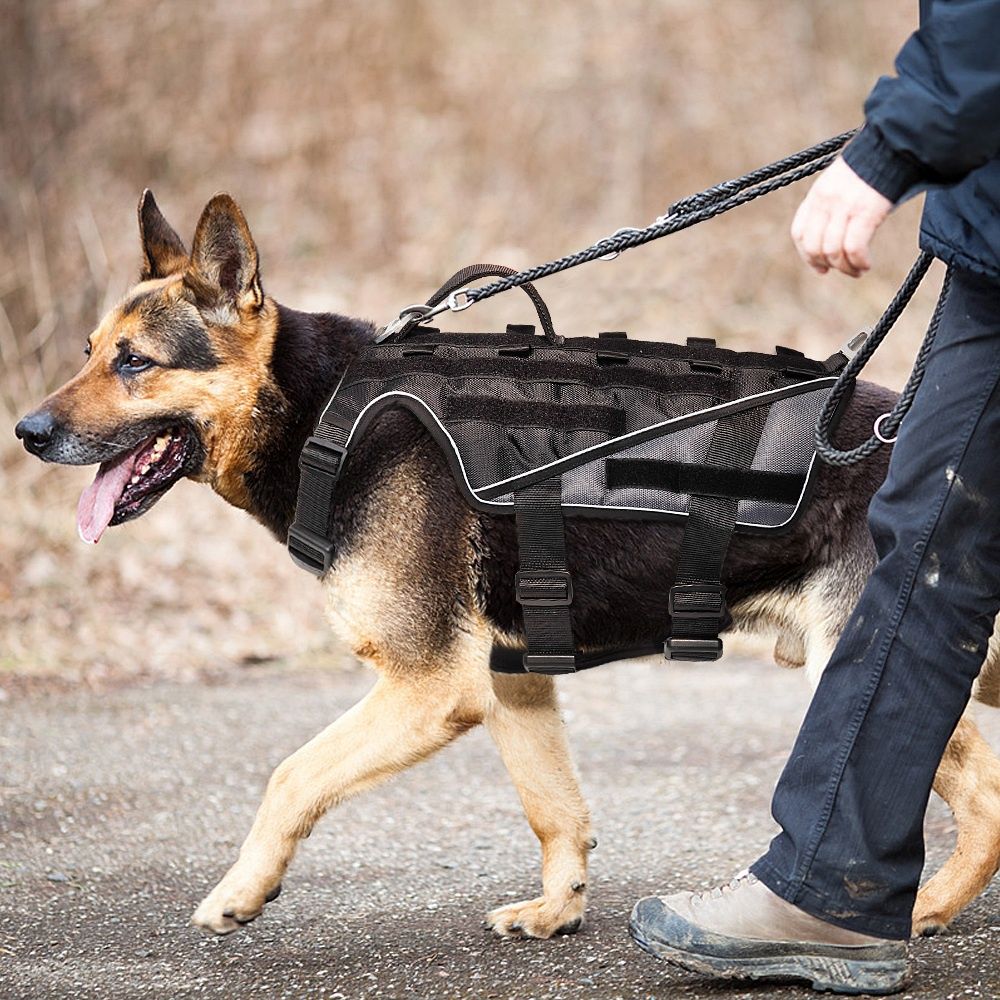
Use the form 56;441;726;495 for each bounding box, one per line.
1;0;937;686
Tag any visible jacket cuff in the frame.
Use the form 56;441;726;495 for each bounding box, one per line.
842;125;925;203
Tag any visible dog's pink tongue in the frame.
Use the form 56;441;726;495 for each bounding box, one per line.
76;451;137;545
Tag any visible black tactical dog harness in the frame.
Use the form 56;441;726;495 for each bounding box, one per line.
287;133;936;676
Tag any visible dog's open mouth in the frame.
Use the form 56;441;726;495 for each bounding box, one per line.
76;426;197;544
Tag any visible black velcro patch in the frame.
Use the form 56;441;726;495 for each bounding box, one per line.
605;459;805;504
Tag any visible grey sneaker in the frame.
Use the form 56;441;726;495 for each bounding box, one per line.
629;871;908;995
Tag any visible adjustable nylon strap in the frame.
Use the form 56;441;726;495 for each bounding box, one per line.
287;423;349;575
514;478;577;674
666;376;771;661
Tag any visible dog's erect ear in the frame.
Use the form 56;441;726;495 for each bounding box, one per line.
138;190;188;280
186;193;263;315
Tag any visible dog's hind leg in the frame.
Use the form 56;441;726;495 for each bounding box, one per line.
911;712;1000;935
191;629;493;935
483;671;594;939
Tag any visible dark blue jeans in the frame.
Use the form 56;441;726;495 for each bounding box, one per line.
751;265;1000;940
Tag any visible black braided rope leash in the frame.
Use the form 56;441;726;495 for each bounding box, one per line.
457;129;859;307
814;252;946;466
665;130;860;216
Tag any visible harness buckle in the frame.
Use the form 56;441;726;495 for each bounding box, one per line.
522;653;577;674
288;435;348;576
668;582;726;620
664;636;724;661
299;436;346;478
665;583;726;661
287;525;336;576
515;570;574;607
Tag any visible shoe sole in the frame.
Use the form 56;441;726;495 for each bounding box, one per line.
629;917;908;995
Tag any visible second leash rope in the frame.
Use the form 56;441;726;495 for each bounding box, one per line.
814;252;946;466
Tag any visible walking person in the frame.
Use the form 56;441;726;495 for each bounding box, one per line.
630;1;1000;994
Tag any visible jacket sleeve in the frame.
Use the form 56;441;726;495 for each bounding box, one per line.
842;0;1000;203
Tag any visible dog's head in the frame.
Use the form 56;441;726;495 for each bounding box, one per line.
15;191;280;543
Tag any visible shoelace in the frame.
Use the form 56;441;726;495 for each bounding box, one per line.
691;869;758;904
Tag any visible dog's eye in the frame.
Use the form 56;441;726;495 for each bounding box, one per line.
120;354;153;373
84;343;91;357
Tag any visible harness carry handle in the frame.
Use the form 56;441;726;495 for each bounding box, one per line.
383;263;561;345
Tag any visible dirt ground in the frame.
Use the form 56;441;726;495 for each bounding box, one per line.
2;655;999;1000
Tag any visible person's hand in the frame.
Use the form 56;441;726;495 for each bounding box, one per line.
790;156;893;278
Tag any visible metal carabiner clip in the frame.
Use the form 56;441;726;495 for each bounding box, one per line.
375;303;434;343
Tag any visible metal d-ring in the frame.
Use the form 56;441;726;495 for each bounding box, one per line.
873;412;898;444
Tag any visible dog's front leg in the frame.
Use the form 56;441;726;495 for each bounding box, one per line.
192;668;486;934
483;672;594;938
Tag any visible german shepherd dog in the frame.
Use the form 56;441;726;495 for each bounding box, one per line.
15;192;1000;939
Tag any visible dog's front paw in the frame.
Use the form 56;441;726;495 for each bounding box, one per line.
192;878;282;935
486;888;586;939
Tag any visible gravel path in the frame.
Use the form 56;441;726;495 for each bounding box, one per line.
2;656;998;999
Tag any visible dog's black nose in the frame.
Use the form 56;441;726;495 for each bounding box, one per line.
14;410;57;456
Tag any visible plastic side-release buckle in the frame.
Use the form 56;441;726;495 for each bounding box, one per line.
515;570;574;607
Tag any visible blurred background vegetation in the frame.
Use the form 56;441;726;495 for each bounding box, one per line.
0;0;938;688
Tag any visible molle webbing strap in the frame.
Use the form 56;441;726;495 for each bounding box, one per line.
514;478;577;674
444;397;626;436
287;423;349;575
345;354;738;401
665;380;771;661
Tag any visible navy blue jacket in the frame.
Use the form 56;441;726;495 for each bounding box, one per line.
842;0;1000;277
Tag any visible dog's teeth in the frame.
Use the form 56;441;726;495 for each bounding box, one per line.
130;475;140;485
140;463;150;474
